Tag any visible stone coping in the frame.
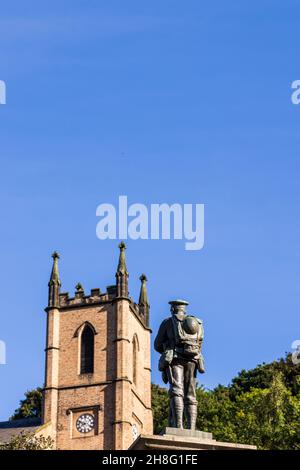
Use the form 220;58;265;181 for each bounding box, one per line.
130;429;257;450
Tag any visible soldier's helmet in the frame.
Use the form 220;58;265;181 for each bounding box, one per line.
183;316;199;335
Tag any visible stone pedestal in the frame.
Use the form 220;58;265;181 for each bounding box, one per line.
130;427;257;450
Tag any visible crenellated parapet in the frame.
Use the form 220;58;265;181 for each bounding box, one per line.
58;285;117;308
47;244;150;328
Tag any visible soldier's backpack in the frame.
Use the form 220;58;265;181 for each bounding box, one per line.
172;315;203;359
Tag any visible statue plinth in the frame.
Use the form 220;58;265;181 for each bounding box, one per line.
130;428;257;450
160;427;213;440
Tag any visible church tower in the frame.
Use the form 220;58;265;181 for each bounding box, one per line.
42;244;153;450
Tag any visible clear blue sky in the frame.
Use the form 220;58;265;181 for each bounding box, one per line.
1;0;300;420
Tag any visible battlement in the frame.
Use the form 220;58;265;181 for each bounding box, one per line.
56;285;149;329
47;244;150;328
58;285;118;308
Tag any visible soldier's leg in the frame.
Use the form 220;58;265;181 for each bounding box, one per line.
166;367;175;427
168;360;184;428
184;361;198;430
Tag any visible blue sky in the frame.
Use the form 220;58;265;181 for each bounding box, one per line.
1;0;300;420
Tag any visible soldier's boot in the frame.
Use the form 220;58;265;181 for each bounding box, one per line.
186;403;198;430
171;396;184;428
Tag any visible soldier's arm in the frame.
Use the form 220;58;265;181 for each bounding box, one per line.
154;319;168;353
200;322;204;342
197;318;204;342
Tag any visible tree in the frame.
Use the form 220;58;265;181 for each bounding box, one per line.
196;385;237;443
229;353;300;398
0;431;53;450
9;354;300;449
233;372;300;449
151;384;169;434
10;388;43;420
152;354;300;449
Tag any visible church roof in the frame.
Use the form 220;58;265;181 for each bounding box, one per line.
0;418;41;444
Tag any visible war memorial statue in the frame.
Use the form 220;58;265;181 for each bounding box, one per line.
154;300;204;430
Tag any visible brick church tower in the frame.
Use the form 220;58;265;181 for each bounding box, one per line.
42;243;153;450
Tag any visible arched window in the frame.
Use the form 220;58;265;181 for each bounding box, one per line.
80;325;94;374
132;335;139;386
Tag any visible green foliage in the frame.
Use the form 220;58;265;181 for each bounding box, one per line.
151;384;169;434
233;373;300;449
152;354;300;449
230;354;300;397
196;385;237;443
9;354;300;449
10;388;43;420
0;431;53;450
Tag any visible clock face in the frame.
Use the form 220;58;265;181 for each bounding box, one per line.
76;413;95;433
132;424;138;440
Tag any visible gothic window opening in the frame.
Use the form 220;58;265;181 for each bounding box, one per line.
80;325;94;374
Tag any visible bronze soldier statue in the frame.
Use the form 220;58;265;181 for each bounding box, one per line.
154;300;204;430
